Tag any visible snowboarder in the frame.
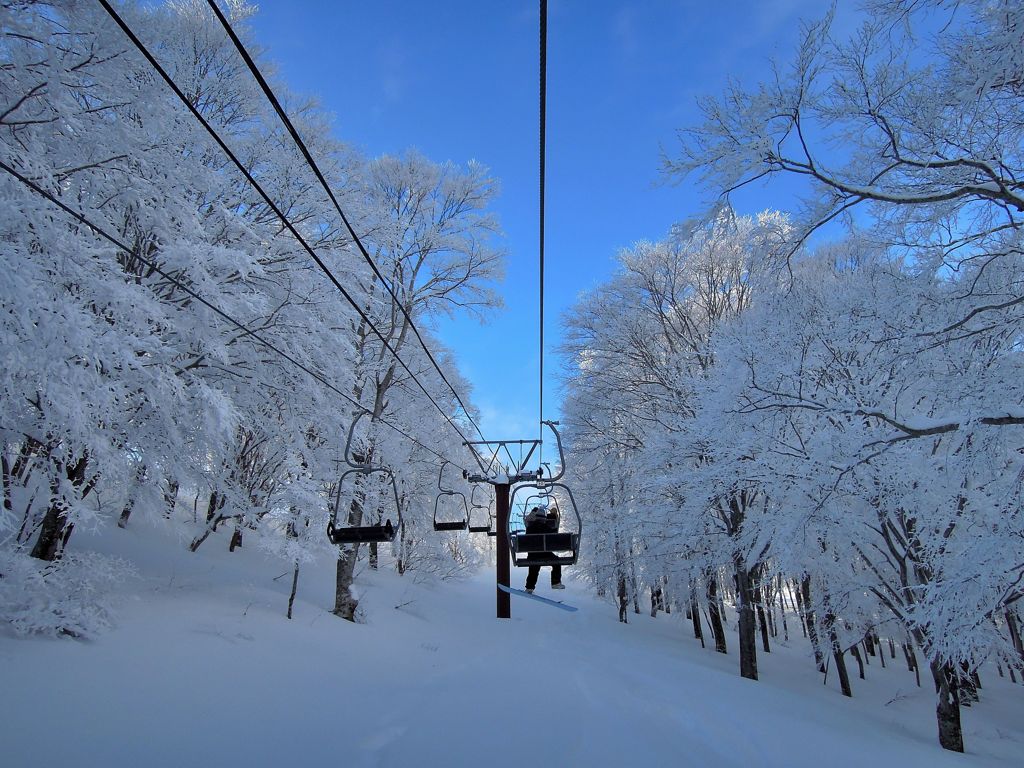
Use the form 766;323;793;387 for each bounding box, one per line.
524;506;565;593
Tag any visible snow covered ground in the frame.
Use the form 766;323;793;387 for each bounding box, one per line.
2;521;1021;768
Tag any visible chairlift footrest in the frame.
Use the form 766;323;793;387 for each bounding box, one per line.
513;554;576;567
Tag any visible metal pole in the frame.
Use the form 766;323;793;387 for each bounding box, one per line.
496;482;511;619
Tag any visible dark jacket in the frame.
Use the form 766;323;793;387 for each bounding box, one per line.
525;510;559;534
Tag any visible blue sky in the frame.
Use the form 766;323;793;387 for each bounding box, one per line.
248;0;843;452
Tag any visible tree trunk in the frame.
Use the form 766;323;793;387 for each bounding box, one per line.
757;602;771;652
334;547;360;621
706;575;727;654
690;590;704;645
929;659;965;752
850;644;865;680
630;564;641;615
958;662;979;705
189;525;214;552
229;526;243;552
833;644;853;697
189;491;225;552
7;439;42;543
287;561;300;620
792;579;808;638
117;499;133;529
735;557;758;680
369;541;378;570
118;464;148;528
903;642;916;671
650;586;663;617
778;582;789;642
617;573;628;624
163;478;179;519
800;576;825;672
333;462;371;619
2;451;17;525
755;580;771;653
1006;610;1024;665
30;494;71;561
397;516;411;575
904;642;922;687
31;455;93;561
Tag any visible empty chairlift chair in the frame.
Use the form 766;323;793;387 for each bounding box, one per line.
468;485;494;533
326;413;403;545
433;460;470;532
327;466;402;544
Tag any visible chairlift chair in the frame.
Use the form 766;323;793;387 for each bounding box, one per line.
468;485;493;533
508;481;581;567
327;467;403;545
326;413;403;545
433;460;470;532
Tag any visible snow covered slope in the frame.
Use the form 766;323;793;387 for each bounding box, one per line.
1;522;1021;767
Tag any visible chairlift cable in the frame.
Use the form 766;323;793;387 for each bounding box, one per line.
0;160;471;475
202;0;491;447
96;0;480;461
539;0;548;463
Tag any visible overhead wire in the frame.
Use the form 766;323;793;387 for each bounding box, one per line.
96;0;481;461
539;0;548;461
0;160;471;474
201;0;491;446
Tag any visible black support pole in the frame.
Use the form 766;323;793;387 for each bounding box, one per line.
496;482;511;619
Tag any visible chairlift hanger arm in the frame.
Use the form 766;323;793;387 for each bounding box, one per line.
540;421;566;481
344;411;373;470
437;459;468;494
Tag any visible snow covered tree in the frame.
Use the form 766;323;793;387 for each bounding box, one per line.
660;0;1024;751
0;0;499;633
328;152;502;621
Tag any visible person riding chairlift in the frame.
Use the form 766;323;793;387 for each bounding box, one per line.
523;506;565;593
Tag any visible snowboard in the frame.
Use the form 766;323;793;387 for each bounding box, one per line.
498;583;578;612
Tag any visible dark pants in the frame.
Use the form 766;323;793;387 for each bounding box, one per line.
525;553;562;590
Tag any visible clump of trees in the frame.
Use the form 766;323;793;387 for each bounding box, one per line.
0;1;500;632
562;0;1023;753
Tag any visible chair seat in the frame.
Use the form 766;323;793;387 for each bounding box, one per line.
434;520;468;531
513;532;576;552
328;521;395;544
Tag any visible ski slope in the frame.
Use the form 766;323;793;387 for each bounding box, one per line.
1;521;1021;767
